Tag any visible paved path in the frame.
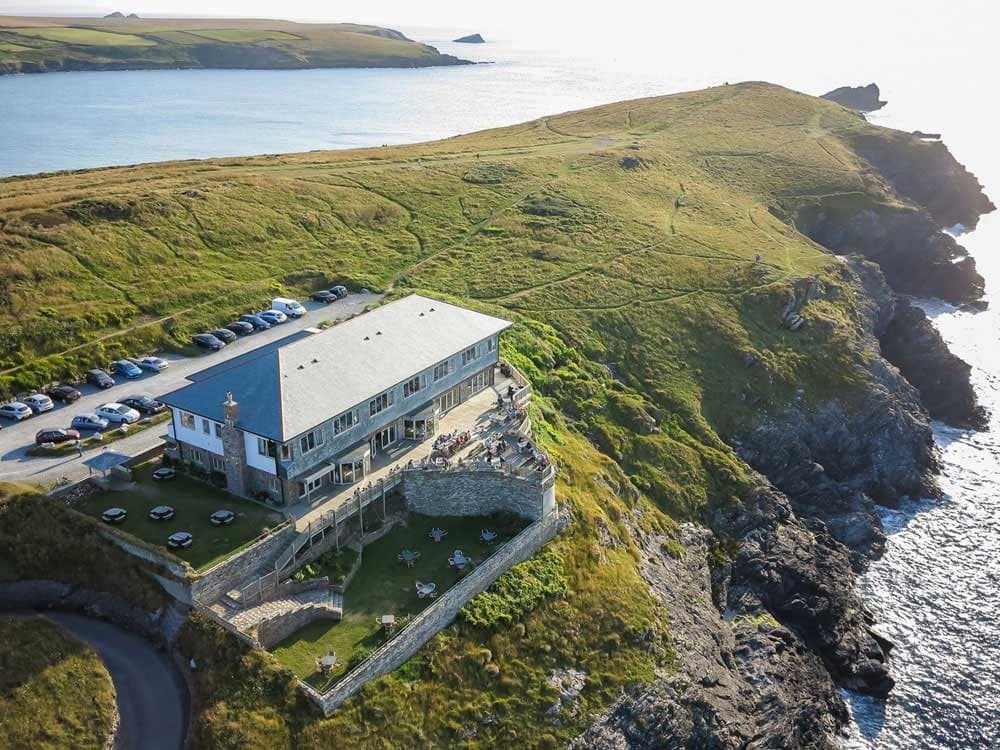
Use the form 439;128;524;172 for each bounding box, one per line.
0;294;381;486
46;612;188;750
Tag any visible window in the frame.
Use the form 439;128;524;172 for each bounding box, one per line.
214;422;223;439
300;429;324;454
468;369;489;394
299;477;323;497
257;437;277;458
281;443;293;461
403;375;423;398
190;448;204;465
461;346;478;366
201;418;211;434
211;455;224;471
268;477;280;492
433;360;451;381
180;411;195;429
369;391;394;417
333;410;358;435
487;336;496;352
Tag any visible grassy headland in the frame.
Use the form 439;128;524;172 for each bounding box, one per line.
0;82;945;746
0;16;468;75
0;615;117;749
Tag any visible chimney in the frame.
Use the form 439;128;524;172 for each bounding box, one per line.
223;391;239;425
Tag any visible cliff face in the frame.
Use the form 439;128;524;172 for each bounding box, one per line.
821;83;887;112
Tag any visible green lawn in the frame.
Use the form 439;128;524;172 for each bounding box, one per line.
272;513;528;689
10;27;156;46
187;29;300;43
76;461;285;571
0;615;117;750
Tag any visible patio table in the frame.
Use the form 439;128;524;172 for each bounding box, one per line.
415;581;437;598
379;614;397;632
449;550;469;569
398;550;419;567
318;653;337;672
429;527;448;543
480;529;498;544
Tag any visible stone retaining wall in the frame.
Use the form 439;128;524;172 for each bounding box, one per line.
402;468;551;520
308;510;561;714
257;605;341;650
190;524;295;605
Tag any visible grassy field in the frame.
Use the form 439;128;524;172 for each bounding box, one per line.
0;615;116;749
75;461;285;571
0;83;936;747
0;16;466;75
272;513;528;688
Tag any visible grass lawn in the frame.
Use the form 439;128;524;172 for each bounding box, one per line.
187;29;300;43
271;512;528;689
0;615;116;750
10;27;156;46
76;461;285;571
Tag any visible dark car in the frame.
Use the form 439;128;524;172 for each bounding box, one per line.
210;328;237;344
85;369;115;389
47;384;82;403
193;333;225;351
35;428;81;446
225;321;255;336
311;289;337;304
329;285;348;298
239;313;271;330
122;395;166;415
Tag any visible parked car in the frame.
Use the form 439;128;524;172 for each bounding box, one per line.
225;321;255;336
329;285;348;299
23;394;55;413
149;505;176;521
47;384;82;403
210;510;236;526
239;313;271;331
167;531;193;549
101;507;128;524
259;310;287;325
112;359;142;379
135;356;169;372
35;428;81;446
0;402;32;421
95;402;141;425
122;395;166;415
152;467;176;481
71;413;110;432
271;298;307;318
210;327;237;344
86;369;115;389
192;333;225;351
311;290;337;304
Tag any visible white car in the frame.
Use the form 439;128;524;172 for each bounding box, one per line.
0;402;32;421
95;402;141;424
23;394;55;413
135;356;169;372
271;297;307;318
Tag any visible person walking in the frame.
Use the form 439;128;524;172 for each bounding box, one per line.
75;439;84;457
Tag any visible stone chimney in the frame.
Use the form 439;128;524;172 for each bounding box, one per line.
223;391;239;425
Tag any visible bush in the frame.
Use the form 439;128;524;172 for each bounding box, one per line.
460;551;568;629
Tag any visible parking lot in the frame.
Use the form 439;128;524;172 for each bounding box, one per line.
0;293;381;486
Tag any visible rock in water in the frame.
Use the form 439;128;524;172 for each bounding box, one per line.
821;83;887;112
454;33;486;43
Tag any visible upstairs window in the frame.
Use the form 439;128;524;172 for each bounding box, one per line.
433;360;451;381
403;375;423;398
202;418;211;434
487;336;496;352
257;437;277;458
214;422;223;439
461;346;478;366
180;412;195;429
369;391;394;417
300;429;324;454
334;410;358;435
280;443;293;461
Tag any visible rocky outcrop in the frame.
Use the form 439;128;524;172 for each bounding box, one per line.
454;33;486;43
821;83;886;112
879;297;988;430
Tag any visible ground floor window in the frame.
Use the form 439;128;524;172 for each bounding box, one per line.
436;386;460;413
371;425;397;455
268;476;280;492
210;455;224;471
404;416;434;440
335;455;368;485
299;476;323;498
189;448;204;465
467;369;489;395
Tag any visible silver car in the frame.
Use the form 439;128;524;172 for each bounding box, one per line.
0;402;32;421
95;402;141;424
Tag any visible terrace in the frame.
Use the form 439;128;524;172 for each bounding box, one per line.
75;461;285;571
270;511;529;689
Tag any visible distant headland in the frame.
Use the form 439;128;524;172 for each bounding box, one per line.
453;33;485;43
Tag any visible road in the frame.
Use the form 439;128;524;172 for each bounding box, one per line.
46;611;188;750
0;293;381;485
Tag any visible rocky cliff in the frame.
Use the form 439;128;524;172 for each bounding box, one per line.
821;83;887;112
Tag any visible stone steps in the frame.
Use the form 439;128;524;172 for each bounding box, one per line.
227;586;341;633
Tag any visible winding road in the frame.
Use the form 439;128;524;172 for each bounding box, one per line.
45;612;188;750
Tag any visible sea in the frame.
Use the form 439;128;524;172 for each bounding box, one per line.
1;19;998;748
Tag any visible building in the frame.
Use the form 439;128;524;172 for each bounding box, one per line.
160;295;512;505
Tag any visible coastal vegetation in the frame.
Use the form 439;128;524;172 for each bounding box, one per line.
0;82;986;746
0;16;468;75
0;615;117;749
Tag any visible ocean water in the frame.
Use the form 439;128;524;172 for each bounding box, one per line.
0;19;998;748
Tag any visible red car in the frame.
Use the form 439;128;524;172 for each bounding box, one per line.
35;428;81;446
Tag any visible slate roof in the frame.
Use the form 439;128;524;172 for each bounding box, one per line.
159;295;511;441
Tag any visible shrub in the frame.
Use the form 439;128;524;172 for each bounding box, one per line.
460;551;567;629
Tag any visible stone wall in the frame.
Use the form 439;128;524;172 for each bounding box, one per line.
402;468;552;520
309;510;561;714
257;605;342;651
190;524;295;604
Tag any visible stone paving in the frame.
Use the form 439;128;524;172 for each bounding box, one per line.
214;587;343;632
